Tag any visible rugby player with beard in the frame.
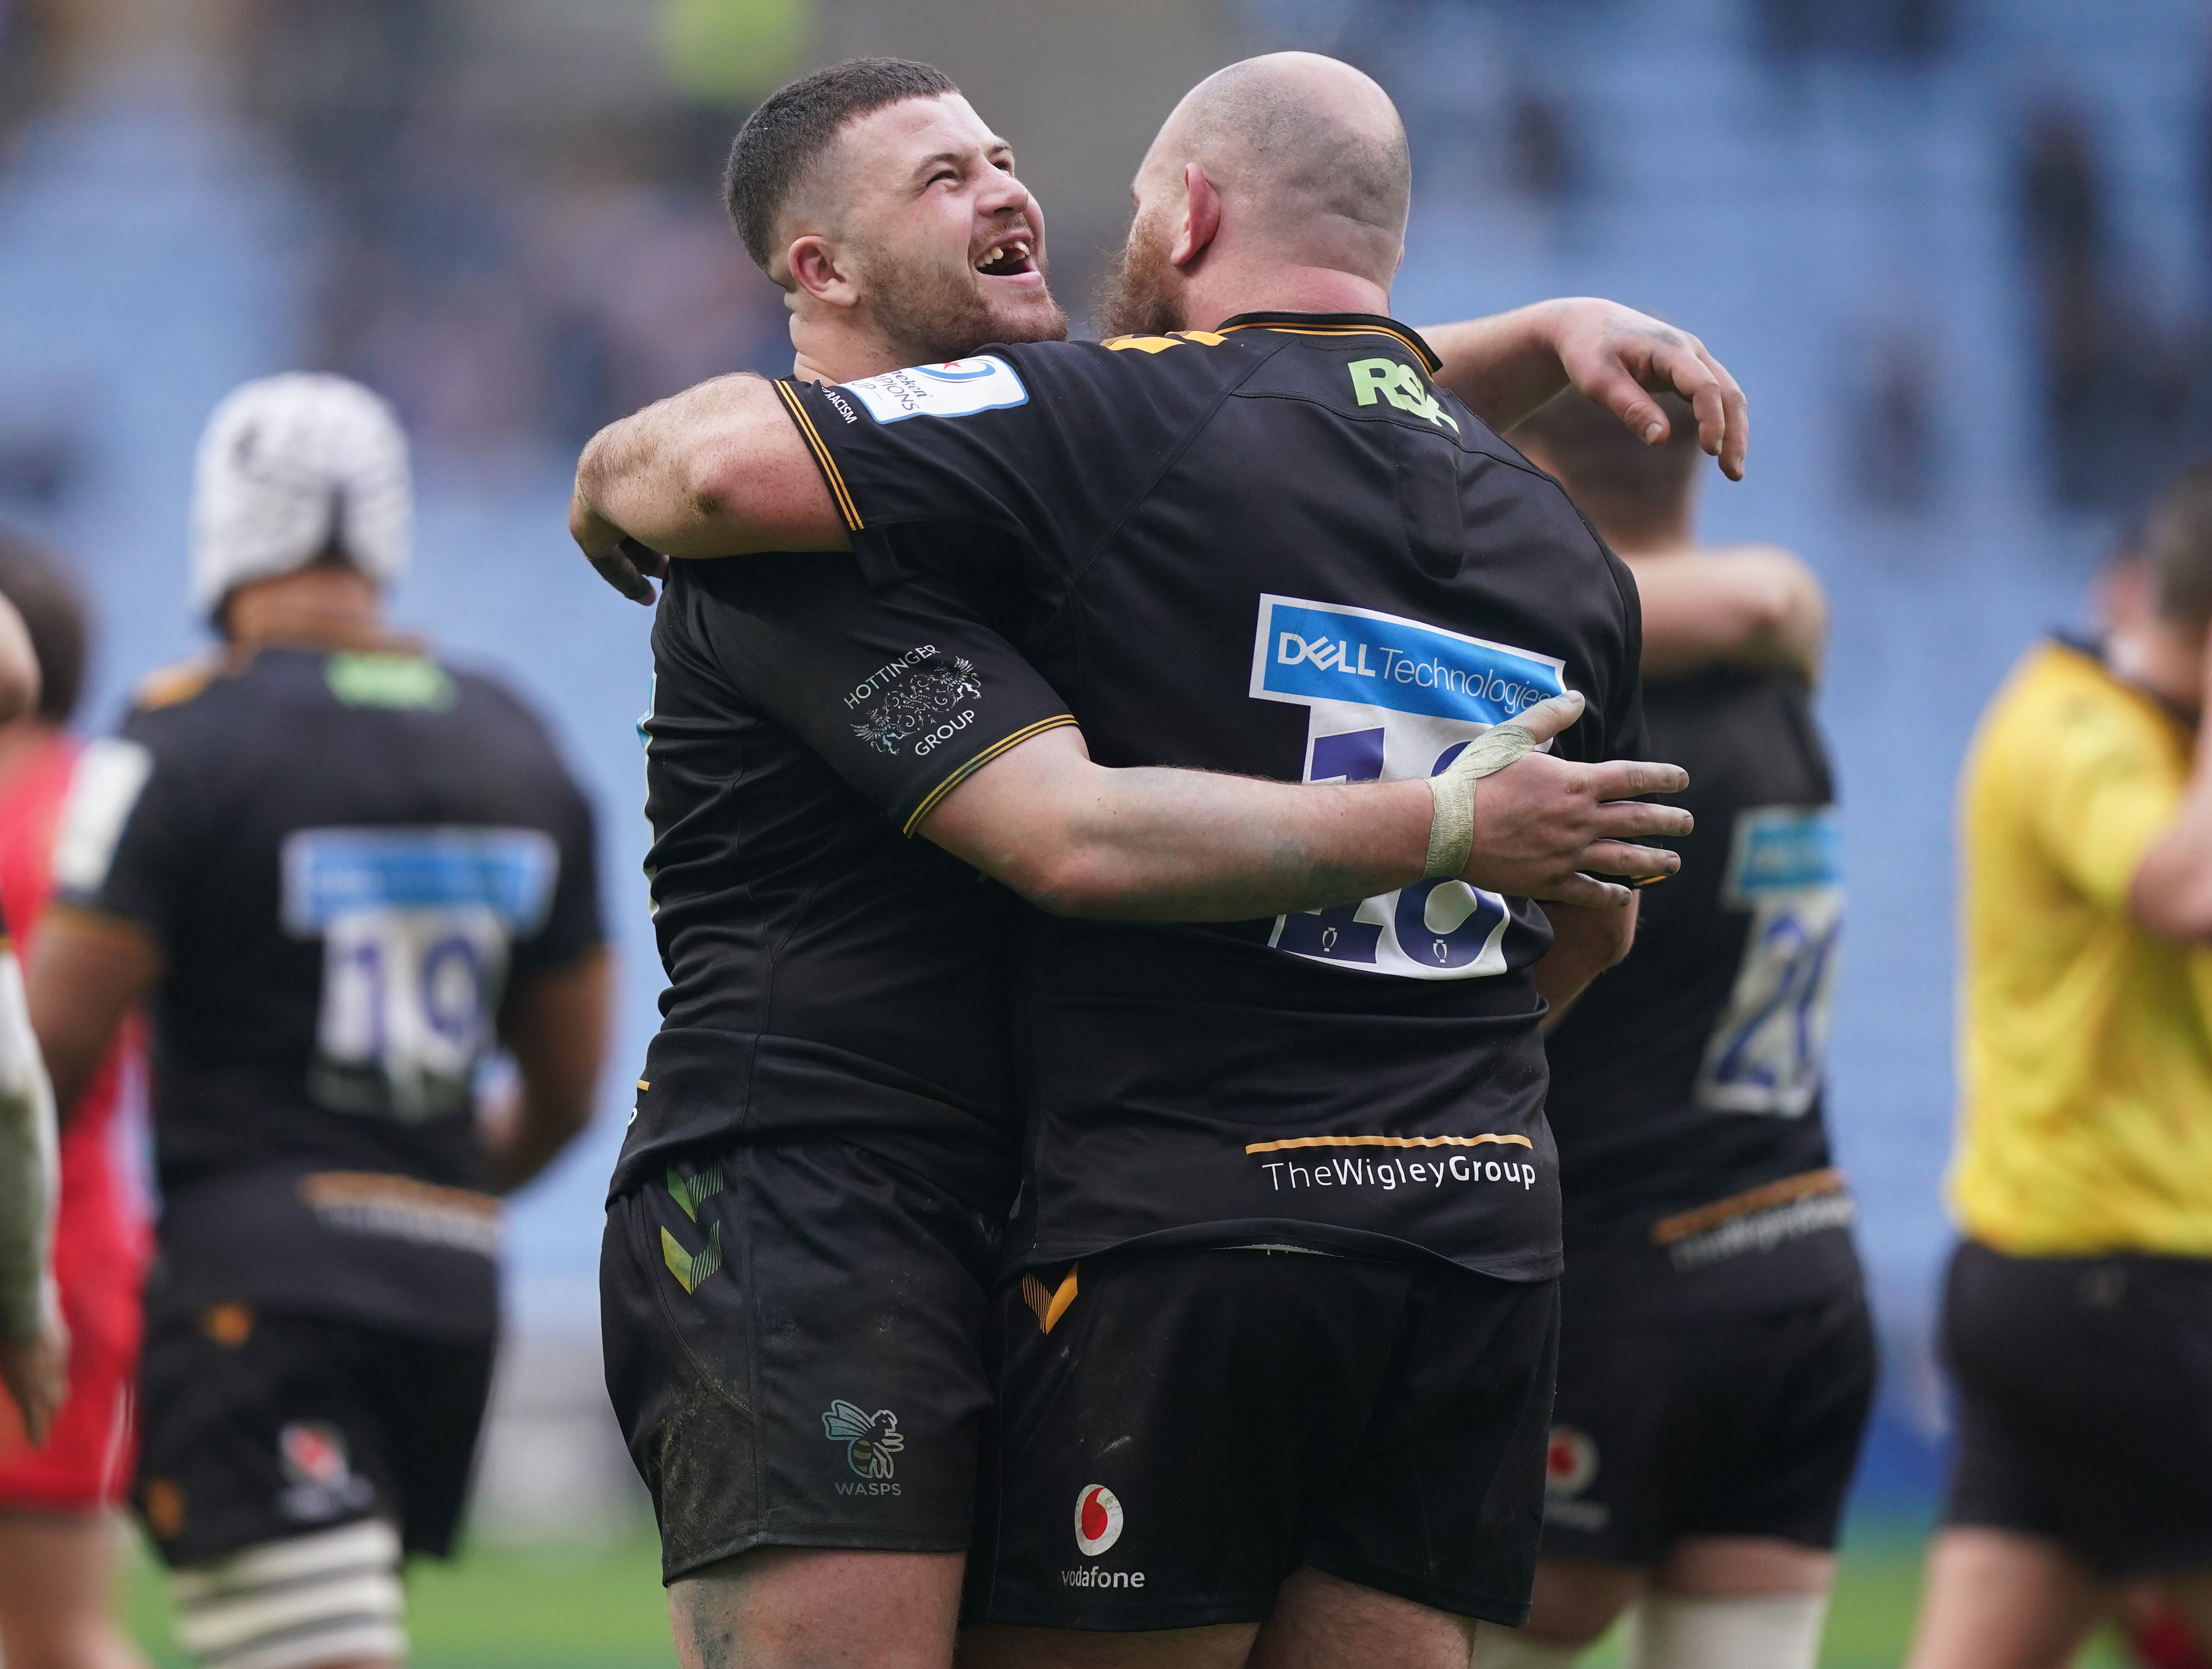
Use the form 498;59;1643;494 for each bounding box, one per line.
587;58;1734;1669
584;52;1743;1664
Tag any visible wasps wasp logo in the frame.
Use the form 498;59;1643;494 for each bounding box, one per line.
849;659;983;754
821;1400;904;1479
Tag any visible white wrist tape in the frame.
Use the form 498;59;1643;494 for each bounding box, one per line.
0;947;58;1343
1423;722;1544;879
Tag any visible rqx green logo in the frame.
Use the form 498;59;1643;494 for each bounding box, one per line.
1348;358;1459;432
659;1163;725;1294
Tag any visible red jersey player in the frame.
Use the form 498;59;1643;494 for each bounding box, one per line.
0;536;152;1669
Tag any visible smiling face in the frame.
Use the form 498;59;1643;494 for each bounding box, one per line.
797;93;1068;365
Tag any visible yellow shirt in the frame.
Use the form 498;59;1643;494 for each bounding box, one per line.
1953;639;2212;1255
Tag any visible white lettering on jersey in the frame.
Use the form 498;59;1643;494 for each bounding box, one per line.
840;357;1029;424
51;739;153;894
1248;594;1567;981
1694;805;1842;1115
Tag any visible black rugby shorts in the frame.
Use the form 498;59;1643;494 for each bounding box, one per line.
1537;1279;1874;1566
1942;1240;2212;1579
962;1246;1559;1630
601;1139;1002;1581
133;1295;492;1568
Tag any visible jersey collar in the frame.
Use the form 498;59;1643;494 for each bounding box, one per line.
1216;311;1442;374
2053;632;2201;729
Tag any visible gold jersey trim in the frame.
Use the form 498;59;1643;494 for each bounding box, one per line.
900;714;1079;836
1649;1167;1846;1248
1243;1132;1535;1155
776;380;863;531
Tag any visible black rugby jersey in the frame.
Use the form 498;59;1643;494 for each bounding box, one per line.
55;642;602;1337
1545;665;1856;1317
614;555;1074;1211
784;314;1646;1281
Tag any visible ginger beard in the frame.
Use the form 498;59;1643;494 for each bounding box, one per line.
854;222;1069;366
1096;200;1186;339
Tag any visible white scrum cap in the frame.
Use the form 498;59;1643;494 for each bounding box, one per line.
191;372;411;614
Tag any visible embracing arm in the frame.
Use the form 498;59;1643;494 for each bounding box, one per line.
920;702;1691;919
1420;299;1750;482
1629;548;1828;684
571;373;849;602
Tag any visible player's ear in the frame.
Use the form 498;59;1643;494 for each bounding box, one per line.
786;234;861;311
1172;162;1221;270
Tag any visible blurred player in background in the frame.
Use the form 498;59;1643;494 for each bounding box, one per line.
1904;464;2212;1669
0;537;154;1669
26;374;612;1669
1477;390;1870;1669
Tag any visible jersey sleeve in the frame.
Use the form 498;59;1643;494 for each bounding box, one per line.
2027;683;2184;912
49;719;191;946
680;557;1076;834
779;342;1219;591
1600;557;1652;764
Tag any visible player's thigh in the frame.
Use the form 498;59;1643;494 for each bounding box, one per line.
1246;1564;1478;1669
0;1510;144;1669
1300;1266;1560;1630
964;1249;1408;1634
957;1623;1255;1669
672;1545;966;1669
603;1139;1001;1586
1653;1535;1835;1597
1904;1527;2103;1669
1517;1555;1646;1647
2160;1567;2212;1655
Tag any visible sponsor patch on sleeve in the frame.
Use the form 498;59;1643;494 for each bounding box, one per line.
839;356;1029;424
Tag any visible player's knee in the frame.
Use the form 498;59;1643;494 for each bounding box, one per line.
167;1518;405;1669
1473;1622;1586;1668
1623;1591;1829;1669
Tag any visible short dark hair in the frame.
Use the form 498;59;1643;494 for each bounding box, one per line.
0;531;87;723
2146;459;2212;632
723;57;959;272
1511;387;1703;514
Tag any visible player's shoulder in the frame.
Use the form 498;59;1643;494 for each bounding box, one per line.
440;656;558;737
129;652;225;716
1986;639;2181;774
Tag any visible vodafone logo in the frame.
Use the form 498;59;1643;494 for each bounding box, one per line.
1073;1483;1124;1556
1544;1427;1598;1498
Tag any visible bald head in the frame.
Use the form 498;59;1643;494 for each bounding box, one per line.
1147;52;1409;281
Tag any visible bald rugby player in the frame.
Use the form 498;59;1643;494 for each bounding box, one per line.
583;56;1738;1669
578;51;1754;1669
